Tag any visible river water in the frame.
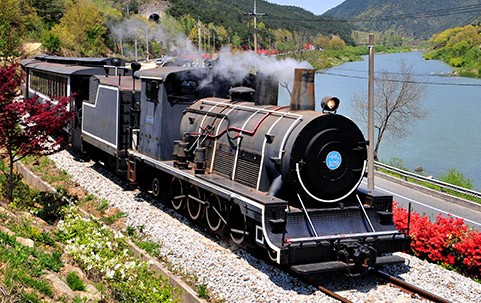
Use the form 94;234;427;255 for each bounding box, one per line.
279;51;481;190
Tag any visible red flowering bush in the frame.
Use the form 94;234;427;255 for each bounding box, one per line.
393;202;481;278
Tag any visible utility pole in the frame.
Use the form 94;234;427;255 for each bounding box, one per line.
145;28;149;62
368;33;375;191
198;18;202;54
245;0;266;53
134;39;138;61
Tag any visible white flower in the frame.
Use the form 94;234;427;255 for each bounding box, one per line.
106;269;114;279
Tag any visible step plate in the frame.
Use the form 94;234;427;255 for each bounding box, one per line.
290;255;405;275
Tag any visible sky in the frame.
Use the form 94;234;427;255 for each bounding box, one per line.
266;0;346;15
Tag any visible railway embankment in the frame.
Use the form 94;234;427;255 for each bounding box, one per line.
8;150;481;302
13;160;204;303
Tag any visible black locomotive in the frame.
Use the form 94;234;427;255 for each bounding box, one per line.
21;55;410;275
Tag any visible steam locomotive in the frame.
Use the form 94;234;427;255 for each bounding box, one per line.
21;55;410;275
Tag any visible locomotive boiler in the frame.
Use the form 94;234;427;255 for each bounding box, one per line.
21;56;410;275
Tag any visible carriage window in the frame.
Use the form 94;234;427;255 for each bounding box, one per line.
30;71;68;98
145;80;159;103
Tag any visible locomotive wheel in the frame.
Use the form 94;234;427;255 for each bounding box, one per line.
152;177;161;198
229;203;246;245
170;177;185;210
187;185;204;220
206;193;224;232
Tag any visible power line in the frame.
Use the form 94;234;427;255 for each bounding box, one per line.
264;4;481;23
318;71;481;87
332;67;453;77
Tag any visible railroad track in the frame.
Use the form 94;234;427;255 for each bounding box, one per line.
311;270;452;303
375;270;451;303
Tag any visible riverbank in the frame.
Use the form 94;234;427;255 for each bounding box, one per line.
278;45;415;70
422;25;481;79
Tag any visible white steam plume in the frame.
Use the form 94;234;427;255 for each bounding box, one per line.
200;47;313;88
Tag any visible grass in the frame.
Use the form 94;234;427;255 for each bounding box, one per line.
197;282;210;300
135;240;162;259
101;210;126;225
379;158;481;204
96;199;109;214
380;168;481;204
0;231;60;300
67;271;86;292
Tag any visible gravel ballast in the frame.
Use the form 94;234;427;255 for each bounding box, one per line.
50;150;481;302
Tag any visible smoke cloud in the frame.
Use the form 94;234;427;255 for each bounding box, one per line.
209;47;312;86
110;17;312;87
109;17;198;58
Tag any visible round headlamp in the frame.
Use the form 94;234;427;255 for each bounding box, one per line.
321;96;340;113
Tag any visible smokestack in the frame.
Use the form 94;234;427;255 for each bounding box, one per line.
290;68;315;111
255;71;278;106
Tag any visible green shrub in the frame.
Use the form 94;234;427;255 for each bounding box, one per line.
196;282;210;300
386;157;409;171
34;191;70;224
438;168;474;190
67;271;86;291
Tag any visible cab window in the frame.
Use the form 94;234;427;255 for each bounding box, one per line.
145;80;159;103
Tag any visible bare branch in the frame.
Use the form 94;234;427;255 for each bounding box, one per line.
352;61;428;160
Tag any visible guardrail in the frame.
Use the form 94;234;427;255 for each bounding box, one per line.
374;161;481;200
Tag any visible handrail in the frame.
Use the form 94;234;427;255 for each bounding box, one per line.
374;161;481;199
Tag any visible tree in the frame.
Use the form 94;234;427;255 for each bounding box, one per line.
0;0;23;60
329;36;346;50
49;0;107;56
0;63;74;201
353;62;427;161
313;35;330;50
29;0;66;29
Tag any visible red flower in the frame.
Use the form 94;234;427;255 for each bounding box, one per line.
393;203;481;278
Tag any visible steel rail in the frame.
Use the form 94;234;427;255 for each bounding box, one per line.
375;270;452;303
316;285;352;303
374;161;481;199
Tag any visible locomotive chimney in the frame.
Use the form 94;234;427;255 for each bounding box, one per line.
290;68;315;111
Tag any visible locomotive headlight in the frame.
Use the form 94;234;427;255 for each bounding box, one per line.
321;96;340;113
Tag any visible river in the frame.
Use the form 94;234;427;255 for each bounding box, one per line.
279;51;481;190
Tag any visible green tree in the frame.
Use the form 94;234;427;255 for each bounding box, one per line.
49;0;107;56
329;36;346;50
216;25;228;47
0;0;23;60
313;35;330;50
180;14;196;36
231;33;241;48
41;32;61;54
29;0;66;28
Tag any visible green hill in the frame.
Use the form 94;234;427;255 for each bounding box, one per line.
167;0;354;45
324;0;481;39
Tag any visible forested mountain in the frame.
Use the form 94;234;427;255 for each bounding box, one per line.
2;0;354;58
167;0;354;45
324;0;481;39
